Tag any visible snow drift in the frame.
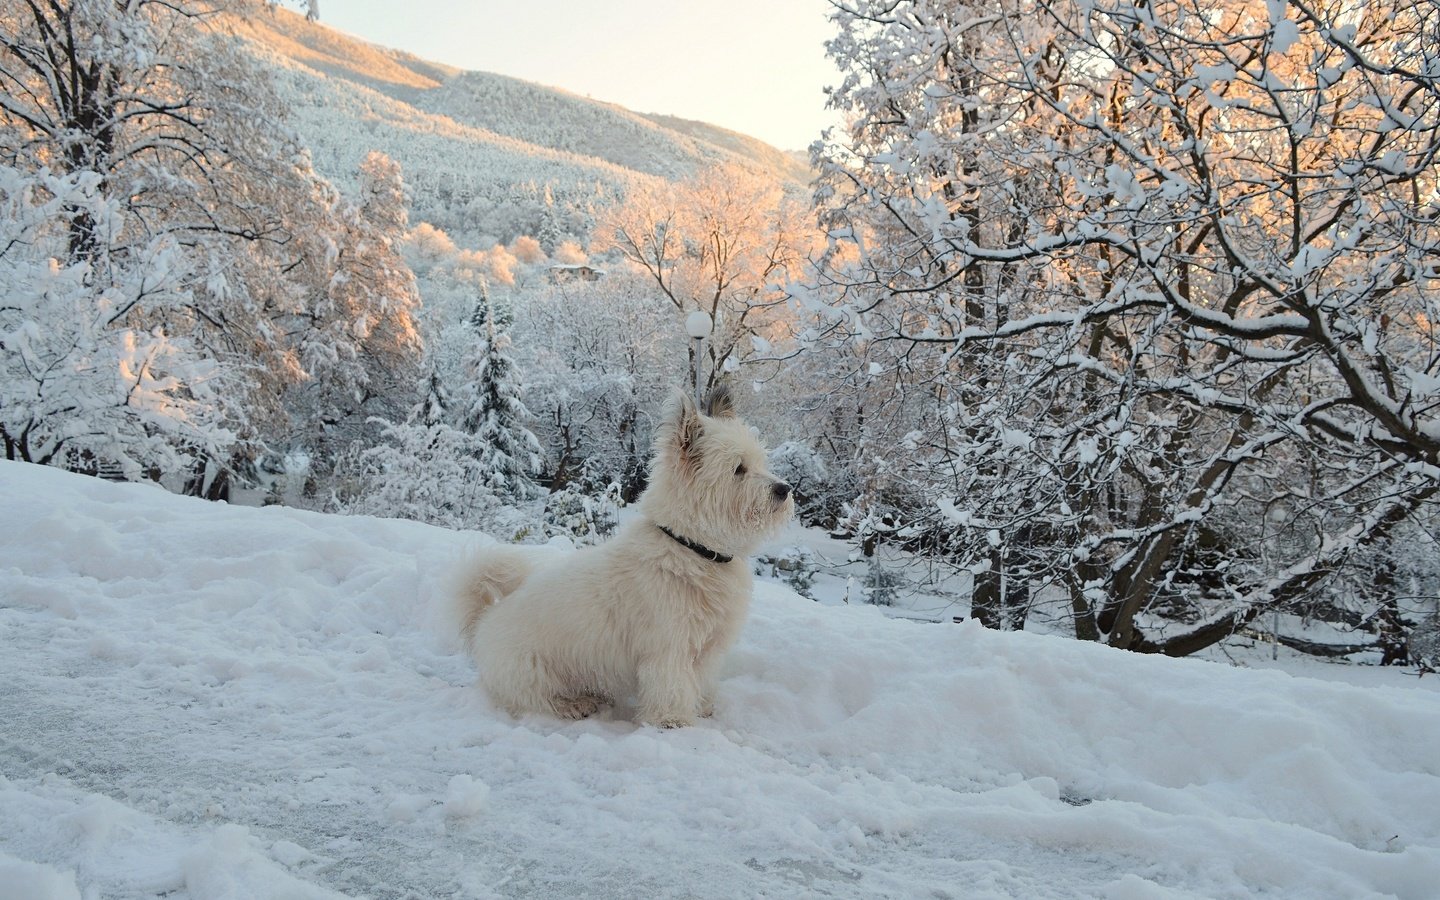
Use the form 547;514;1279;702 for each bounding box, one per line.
1;459;1438;898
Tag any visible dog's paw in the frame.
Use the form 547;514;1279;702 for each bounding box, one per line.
553;694;605;720
643;711;695;729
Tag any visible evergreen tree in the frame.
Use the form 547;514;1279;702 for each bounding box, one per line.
418;370;451;428
457;284;542;500
537;184;563;255
465;282;512;332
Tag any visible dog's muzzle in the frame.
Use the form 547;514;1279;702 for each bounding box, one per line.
771;481;792;502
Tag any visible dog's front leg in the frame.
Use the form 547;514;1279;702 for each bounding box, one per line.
636;652;701;728
695;612;743;718
696;652;723;718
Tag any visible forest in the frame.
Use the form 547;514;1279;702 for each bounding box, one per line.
2;0;1437;664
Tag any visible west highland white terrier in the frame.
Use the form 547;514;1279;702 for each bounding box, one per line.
449;385;794;728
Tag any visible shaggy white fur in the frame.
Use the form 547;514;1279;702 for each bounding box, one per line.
449;386;794;727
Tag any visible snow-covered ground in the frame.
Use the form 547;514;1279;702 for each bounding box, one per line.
3;460;1439;899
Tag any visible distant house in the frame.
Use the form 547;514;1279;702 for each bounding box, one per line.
546;264;606;283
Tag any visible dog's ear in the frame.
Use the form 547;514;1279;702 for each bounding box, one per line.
705;383;736;419
661;388;705;469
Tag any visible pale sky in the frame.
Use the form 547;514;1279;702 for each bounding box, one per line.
318;0;842;151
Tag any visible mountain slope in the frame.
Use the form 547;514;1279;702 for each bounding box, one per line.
223;8;808;247
416;71;800;181
2;460;1438;899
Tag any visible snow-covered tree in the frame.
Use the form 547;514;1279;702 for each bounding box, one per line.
287;151;424;479
537;183;564;254
0;168;237;477
508;235;545;267
0;0;304;487
594;162;813;397
457;285;542;500
815;0;1440;653
329;417;499;530
510;270;688;499
417;369;451;428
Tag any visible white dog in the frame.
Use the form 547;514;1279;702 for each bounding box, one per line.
449;386;794;728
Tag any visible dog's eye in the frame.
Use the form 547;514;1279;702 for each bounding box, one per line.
734;463;747;477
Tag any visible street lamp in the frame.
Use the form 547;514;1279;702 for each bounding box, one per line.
684;310;713;408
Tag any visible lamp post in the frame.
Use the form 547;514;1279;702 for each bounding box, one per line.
684;310;712;408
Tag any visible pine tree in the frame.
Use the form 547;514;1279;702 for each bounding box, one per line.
465;282;512;332
538;184;563;255
457;283;542;500
418;370;450;428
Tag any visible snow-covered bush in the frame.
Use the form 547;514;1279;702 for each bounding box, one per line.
1410;615;1440;674
329;418;500;530
542;480;622;545
508;235;545;266
864;557;902;607
755;546;818;598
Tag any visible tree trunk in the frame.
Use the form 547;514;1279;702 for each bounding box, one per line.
971;563;1002;629
970;548;1030;630
1068;558;1104;642
1134;483;1437;656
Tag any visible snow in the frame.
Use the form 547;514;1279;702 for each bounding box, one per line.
3;459;1440;898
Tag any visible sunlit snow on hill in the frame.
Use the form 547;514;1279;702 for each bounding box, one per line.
225;8;807;249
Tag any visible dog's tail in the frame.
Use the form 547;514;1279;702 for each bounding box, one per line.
446;545;537;647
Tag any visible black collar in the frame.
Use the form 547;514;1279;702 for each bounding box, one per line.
657;524;733;564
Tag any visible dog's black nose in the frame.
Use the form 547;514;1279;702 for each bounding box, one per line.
772;481;792;501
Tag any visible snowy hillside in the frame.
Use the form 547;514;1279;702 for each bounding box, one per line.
3;460;1440;899
224;8;807;247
